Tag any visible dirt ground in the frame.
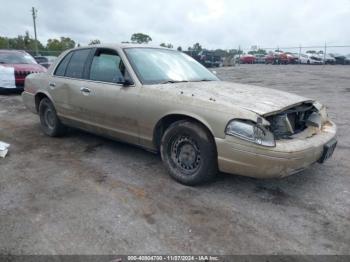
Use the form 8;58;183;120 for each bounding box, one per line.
0;64;349;255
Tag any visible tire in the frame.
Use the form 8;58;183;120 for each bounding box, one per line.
160;120;218;186
38;98;66;137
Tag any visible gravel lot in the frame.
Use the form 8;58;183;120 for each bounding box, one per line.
0;64;349;255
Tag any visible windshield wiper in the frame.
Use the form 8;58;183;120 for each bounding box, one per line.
193;79;215;82
160;79;216;84
160;80;189;84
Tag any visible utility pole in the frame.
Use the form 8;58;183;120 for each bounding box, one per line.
238;45;241;65
324;42;327;65
32;7;38;56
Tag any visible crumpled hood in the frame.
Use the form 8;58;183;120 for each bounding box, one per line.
156;81;313;116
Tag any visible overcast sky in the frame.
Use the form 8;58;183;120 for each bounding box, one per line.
0;0;349;51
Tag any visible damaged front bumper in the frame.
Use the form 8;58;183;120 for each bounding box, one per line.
216;121;337;178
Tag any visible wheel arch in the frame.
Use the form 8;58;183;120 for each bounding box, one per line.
153;113;216;151
34;91;54;113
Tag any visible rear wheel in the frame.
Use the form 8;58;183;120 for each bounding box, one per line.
160;120;217;186
39;98;66;137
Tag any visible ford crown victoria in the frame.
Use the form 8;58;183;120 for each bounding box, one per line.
22;45;337;185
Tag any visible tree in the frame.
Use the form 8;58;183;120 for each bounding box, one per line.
229;49;243;56
130;33;152;44
9;35;25;49
160;43;173;49
0;36;9;48
23;31;44;51
188;43;203;55
214;49;229;57
192;43;202;51
0;32;44;51
177;46;182;51
248;48;267;55
88;39;101;45
47;37;75;51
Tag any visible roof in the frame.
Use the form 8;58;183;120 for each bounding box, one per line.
0;49;28;53
74;43;171;50
34;55;57;58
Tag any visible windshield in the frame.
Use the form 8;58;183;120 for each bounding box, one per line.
0;52;37;64
124;48;219;85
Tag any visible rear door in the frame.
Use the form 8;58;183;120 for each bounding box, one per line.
66;48;140;144
49;49;92;118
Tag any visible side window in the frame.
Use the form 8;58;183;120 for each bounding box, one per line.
54;52;73;76
89;50;126;83
65;49;91;79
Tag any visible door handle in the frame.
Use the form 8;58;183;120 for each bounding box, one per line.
80;87;91;94
49;82;56;88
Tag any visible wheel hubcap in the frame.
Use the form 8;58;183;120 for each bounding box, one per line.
44;108;55;129
170;136;201;174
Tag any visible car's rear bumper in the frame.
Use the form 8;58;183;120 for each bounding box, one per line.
215;121;337;178
21;91;37;114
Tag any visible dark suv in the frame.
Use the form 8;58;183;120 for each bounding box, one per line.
198;51;221;68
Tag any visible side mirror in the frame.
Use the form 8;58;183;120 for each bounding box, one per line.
122;79;133;87
115;75;133;86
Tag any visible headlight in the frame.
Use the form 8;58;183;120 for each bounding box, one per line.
226;120;276;147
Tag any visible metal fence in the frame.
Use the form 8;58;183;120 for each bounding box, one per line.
183;44;350;67
242;44;350;58
25;50;63;57
4;44;350;65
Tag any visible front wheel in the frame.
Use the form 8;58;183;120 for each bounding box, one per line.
160;121;218;186
39;98;66;137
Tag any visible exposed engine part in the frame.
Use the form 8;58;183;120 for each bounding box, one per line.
267;103;317;139
269;114;294;137
306;112;321;128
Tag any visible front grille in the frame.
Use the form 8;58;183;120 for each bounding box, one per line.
14;71;38;77
267;103;317;139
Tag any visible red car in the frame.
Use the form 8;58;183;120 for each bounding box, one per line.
0;50;46;91
240;54;256;64
265;51;298;64
277;52;289;64
285;52;299;64
265;53;276;64
265;51;287;64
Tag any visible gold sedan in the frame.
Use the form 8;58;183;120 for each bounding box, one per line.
22;45;337;185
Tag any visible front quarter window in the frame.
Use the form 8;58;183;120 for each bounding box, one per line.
124;48;218;85
89;49;127;84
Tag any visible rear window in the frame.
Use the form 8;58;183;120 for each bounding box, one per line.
0;52;37;64
65;49;91;79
